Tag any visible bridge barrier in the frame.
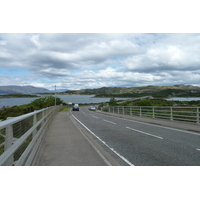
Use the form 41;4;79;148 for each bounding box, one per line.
102;106;200;124
0;105;62;166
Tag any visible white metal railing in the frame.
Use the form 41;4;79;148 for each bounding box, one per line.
102;106;200;124
0;106;62;166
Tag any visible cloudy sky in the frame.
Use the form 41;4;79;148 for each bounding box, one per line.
1;33;200;90
1;1;200;91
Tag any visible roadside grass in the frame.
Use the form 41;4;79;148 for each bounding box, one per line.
59;107;71;112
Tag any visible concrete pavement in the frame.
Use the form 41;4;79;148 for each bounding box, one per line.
36;111;110;166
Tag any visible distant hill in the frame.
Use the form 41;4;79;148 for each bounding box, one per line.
64;84;200;98
0;85;50;94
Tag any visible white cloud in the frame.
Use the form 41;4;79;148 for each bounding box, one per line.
0;51;10;59
124;35;200;73
1;33;200;90
30;34;41;48
40;68;71;76
0;40;7;45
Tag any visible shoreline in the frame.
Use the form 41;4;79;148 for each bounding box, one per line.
0;95;40;99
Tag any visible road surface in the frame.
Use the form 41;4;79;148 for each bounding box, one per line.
71;106;200;166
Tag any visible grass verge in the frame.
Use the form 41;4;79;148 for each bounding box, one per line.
59;107;71;112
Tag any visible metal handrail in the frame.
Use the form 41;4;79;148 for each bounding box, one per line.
0;106;62;166
102;106;200;124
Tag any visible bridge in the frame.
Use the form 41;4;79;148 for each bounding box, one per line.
0;105;200;166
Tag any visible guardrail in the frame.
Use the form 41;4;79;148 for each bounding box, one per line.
0;106;62;166
102;106;200;124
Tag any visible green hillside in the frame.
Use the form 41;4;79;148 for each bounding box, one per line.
64;85;200;98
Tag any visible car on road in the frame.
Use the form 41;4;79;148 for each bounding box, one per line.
89;106;96;111
72;105;79;111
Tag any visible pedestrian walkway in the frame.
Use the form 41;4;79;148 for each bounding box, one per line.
36;111;108;166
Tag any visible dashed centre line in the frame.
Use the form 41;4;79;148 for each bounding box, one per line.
126;126;163;140
92;116;99;119
103;119;116;125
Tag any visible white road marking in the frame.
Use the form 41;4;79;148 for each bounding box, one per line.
70;116;112;166
197;149;200;151
103;114;200;137
92;116;99;119
103;119;116;125
126;126;163;140
71;113;134;166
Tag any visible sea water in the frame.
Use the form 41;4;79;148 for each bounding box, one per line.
0;95;130;108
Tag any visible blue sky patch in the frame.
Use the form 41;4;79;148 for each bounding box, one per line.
0;67;30;77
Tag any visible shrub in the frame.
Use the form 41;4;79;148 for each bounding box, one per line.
109;98;117;106
137;100;153;106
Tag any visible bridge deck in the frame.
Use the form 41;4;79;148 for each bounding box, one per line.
36;111;108;166
36;109;199;166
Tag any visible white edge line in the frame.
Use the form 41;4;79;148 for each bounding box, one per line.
71;113;134;166
103;119;116;125
70;114;111;166
126;126;163;140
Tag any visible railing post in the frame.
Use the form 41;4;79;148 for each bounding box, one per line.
118;106;119;114
5;124;14;165
197;107;199;124
5;125;13;151
170;107;173;121
123;107;124;114
130;106;132;115
152;107;155;118
42;109;45;124
140;107;142;117
32;113;37;137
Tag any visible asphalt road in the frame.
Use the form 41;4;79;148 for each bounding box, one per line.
71;107;200;166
